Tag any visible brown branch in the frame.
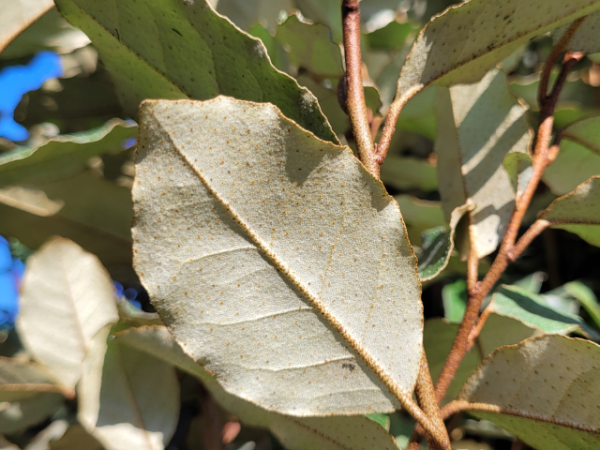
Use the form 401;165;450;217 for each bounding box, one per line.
408;355;451;450
538;18;586;108
342;0;379;177
440;400;471;420
432;46;584;407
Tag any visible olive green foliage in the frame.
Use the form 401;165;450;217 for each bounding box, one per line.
0;1;599;449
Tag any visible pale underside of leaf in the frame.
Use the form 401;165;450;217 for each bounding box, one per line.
0;357;70;402
435;68;531;258
133;96;423;416
17;238;119;388
54;0;337;143
539;175;600;247
78;330;179;450
393;0;600;112
0;0;54;53
458;335;600;450
117;326;400;450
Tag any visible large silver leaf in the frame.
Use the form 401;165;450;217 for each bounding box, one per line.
133;96;423;416
17;238;119;388
435;69;531;258
117;326;401;450
458;335;600;450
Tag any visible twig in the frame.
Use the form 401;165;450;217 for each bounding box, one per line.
440;400;471;420
466;225;480;297
538;18;585;108
432;30;585;406
341;0;379;177
376;85;420;168
408;355;450;450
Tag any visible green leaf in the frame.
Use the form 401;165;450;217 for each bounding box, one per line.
78;330;179;450
0;358;70;402
296;78;381;136
0;120;136;188
562;281;600;329
513;272;545;294
364;85;383;117
544;117;600;195
134;97;424;415
435;68;532;258
389;413;415;450
249;24;291;74
55;0;337;143
0;172;134;280
117;326;401;450
393;0;600;110
544;141;600;196
424;319;482;403
418;204;469;282
366;21;416;51
17;238;119;388
212;0;293;32
293;0;342;43
296;76;349;135
418;227;452;282
458;335;600;450
503;152;533;200
485;285;599;341
275;14;344;78
425;280;599;404
0;0;53;54
539;176;600;247
394;195;445;247
442;280;468;323
380;156;438;192
365;413;390;431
